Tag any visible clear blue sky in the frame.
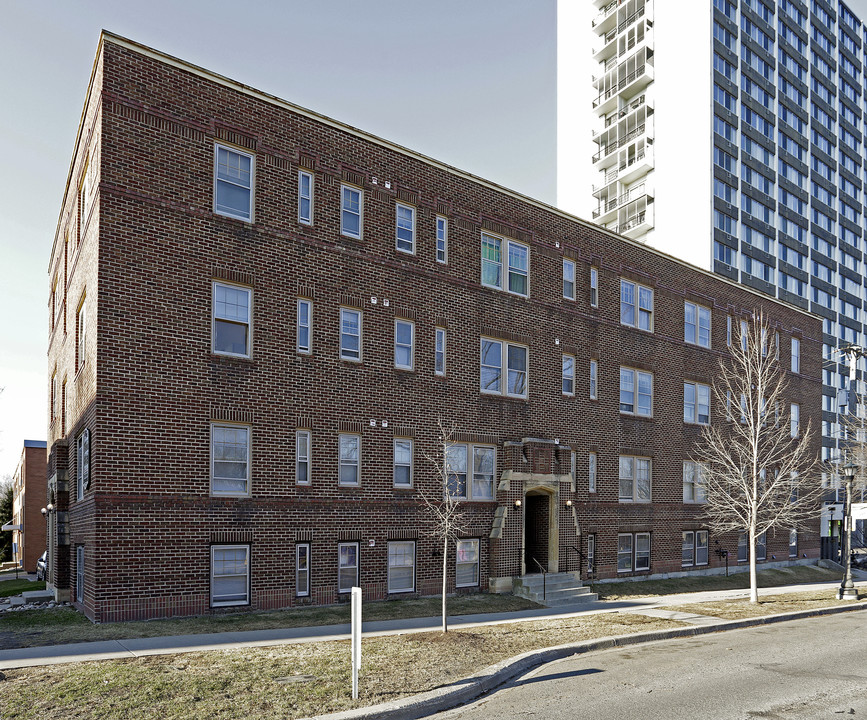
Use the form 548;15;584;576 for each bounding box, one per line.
0;0;556;476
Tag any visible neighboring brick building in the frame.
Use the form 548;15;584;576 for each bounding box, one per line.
4;441;48;572
45;32;823;622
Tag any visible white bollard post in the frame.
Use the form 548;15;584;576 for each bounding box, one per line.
351;586;362;700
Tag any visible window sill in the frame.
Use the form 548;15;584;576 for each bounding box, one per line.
214;209;254;225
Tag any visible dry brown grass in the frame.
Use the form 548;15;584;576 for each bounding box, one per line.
0;613;681;720
665;589;867;620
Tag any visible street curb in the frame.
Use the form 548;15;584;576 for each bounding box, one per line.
309;601;867;720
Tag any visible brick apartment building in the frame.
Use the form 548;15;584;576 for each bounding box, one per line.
4;441;47;572
44;32;822;622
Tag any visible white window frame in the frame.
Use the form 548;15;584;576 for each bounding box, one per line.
587;533;596;574
394;319;414;370
481;233;529;297
726;315;732;346
756;531;767;560
683;382;711;425
590;266;599;307
213;281;252;358
214;144;254;222
76;295;87;371
340;184;363;239
480;338;528;398
617;532;650;572
387;540;415;593
620;279;653;331
562;354;575;396
298;170;313;225
619;367;653;416
296;430;311;485
619;455;652;503
740;319;749;351
590;360;598;400
684;301;711;348
791;402;800;437
589;451;597;493
339;308;362;362
789;529;798;557
738;532;748;562
211;544;250;607
436;216;448;263
563;259;575;300
297;298;312;354
791;337;801;373
456;538;480;587
76;545;85;603
211;423;251;496
682;530;709;567
76;429;90;501
296;543;310;597
445;444;495;501
338;542;359;593
339;433;360;487
396;203;416;254
682;460;707;503
435;327;446;376
393;438;413;488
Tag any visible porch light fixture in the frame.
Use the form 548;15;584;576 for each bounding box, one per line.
514;499;522;508
565;500;573;507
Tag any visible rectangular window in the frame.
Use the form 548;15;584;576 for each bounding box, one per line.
211;545;250;606
620;279;653;331
682;530;709;566
789;529;798;558
298;170;313;225
340;308;362;361
590;360;598;400
481;233;529;296
684;302;711;348
446;444;494;500
296;430;310;485
684;382;710;424
338;542;359;593
618;532;650;572
76;545;84;604
682;531;694;566
587;534;596;575
296;543;310;597
76;429;90;501
394;319;414;370
791;403;800;437
211;424;250;496
297;298;311;354
740;320;748;351
213;282;251;357
563;259;575;300
214;144;253;221
435;328;446;376
339;434;360;486
76;296;87;371
791;338;800;373
388;541;415;593
562;354;575;395
756;531;767;561
480;338;528;398
738;532;748;562
590;267;598;307
619;455;651;502
341;185;362;239
683;461;707;503
393;438;413;488
726;316;732;346
436;216;448;263
396;203;415;254
617;534;633;572
51;372;57;421
619;367;653;416
456;539;480;587
589;452;597;493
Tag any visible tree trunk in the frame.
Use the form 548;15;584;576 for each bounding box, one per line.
749;524;758;603
441;536;448;633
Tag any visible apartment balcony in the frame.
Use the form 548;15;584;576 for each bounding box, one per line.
592;1;618;34
592;168;619;196
592;184;652;222
620;211;653;239
592;62;654;114
617;145;653;184
593;94;652;136
592;123;647;163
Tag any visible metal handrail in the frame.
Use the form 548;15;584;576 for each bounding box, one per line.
592;122;647;162
531;556;547;602
593;64;648;107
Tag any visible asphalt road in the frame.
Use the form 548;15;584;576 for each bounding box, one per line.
437;611;867;720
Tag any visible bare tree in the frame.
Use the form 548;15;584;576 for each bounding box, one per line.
420;419;471;633
698;312;821;602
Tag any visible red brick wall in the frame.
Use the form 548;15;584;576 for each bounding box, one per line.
45;36;823;621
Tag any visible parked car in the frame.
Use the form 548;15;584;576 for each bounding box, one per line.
36;551;46;581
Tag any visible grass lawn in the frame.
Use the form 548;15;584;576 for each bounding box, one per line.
0;612;682;720
0;593;541;649
592;564;841;600
665;589;867;619
0;579;46;598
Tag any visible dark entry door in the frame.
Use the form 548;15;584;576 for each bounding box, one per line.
524;494;549;572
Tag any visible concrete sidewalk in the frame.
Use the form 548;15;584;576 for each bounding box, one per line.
0;579;865;670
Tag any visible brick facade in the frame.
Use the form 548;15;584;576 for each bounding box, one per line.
45;33;823;622
9;441;47;572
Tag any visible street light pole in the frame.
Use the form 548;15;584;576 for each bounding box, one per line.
837;463;859;600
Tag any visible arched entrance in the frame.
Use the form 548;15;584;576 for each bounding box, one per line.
523;486;559;574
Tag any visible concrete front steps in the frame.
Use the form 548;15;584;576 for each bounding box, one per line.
513;572;598;607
